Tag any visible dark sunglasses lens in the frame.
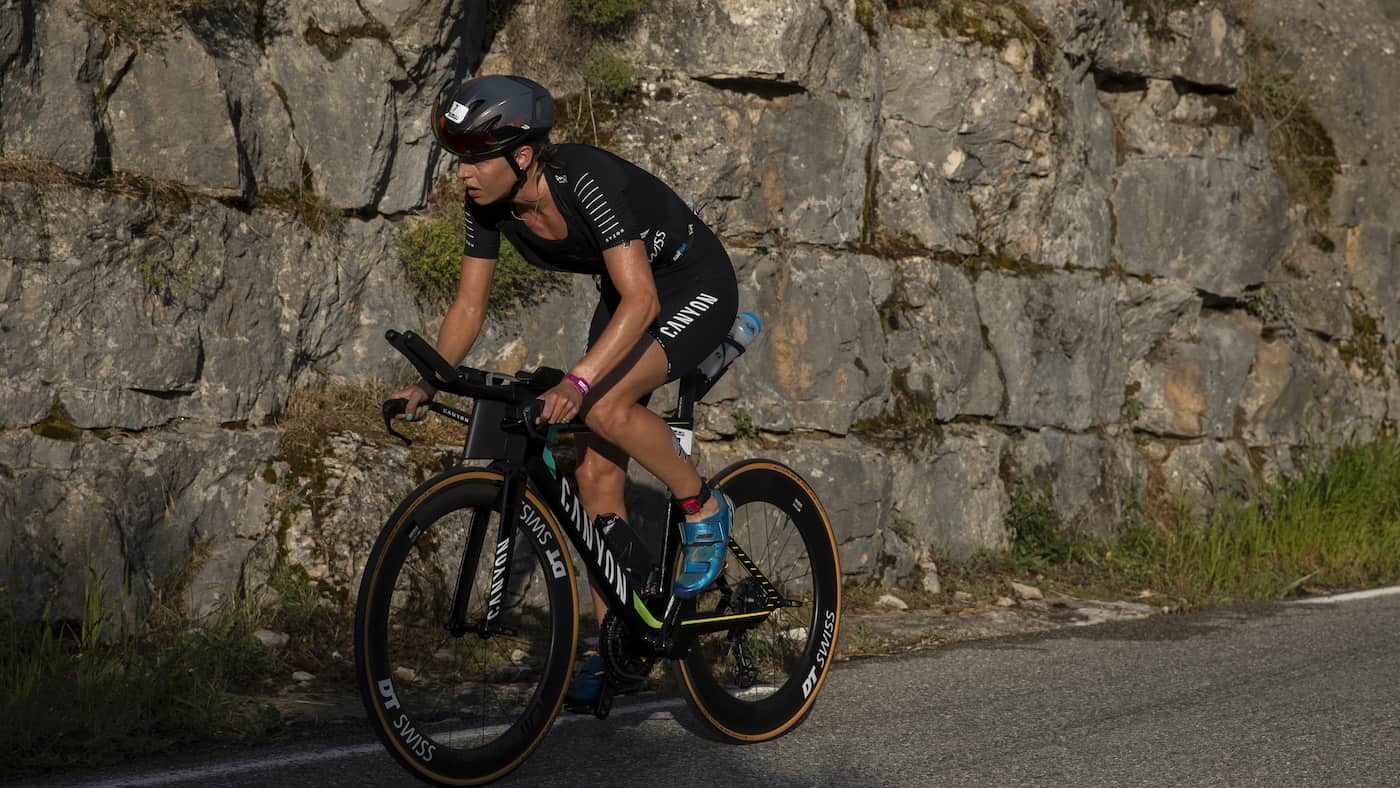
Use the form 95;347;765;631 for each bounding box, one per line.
445;130;495;158
435;118;495;158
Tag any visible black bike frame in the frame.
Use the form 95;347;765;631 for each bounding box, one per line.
384;328;787;653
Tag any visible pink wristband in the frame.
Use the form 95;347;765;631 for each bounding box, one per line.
565;373;591;397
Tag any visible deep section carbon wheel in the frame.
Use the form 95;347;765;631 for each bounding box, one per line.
678;459;842;742
355;470;578;785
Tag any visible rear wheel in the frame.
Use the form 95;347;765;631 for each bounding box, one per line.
677;460;842;742
354;470;578;785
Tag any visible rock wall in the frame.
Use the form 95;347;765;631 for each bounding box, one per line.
2;0;1397;619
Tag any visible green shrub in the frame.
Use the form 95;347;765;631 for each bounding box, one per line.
583;48;637;100
395;180;566;316
396;214;462;304
1006;480;1089;564
733;409;757;439
565;0;649;29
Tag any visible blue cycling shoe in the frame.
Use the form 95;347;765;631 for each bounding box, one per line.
564;655;605;709
673;490;732;598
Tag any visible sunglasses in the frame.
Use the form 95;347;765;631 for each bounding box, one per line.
433;114;499;160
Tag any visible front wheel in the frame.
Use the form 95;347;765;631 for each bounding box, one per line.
354;469;579;785
677;459;842;742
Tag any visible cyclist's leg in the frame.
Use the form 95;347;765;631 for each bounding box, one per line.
582;338;734;599
581;298;716;516
580;335;708;508
574;433;631;625
582;261;737;593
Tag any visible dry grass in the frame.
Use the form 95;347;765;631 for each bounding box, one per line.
885;0;1057;79
1235;33;1340;224
80;0;269;49
0;157;90;188
277;379;467;464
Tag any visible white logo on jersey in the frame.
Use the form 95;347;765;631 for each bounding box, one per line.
659;292;719;338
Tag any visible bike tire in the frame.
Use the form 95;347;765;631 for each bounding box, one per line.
677;459;843;742
354;469;578;785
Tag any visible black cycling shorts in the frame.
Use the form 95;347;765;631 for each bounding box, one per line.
587;250;739;383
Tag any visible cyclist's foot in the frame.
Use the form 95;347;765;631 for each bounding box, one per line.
565;655;648;714
673;490;732;598
564;655;605;710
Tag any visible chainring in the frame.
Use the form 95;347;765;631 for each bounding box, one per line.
600;610;656;685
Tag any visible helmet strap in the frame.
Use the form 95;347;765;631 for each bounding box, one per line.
504;145;532;200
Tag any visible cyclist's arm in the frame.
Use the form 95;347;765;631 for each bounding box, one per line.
424;255;495;392
569;241;659;384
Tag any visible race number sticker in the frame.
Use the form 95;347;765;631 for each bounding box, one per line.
670;427;694;456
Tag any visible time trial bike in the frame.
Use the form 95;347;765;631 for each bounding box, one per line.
353;328;842;785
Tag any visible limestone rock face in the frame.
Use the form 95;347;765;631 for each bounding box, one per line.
4;0;1400;618
105;31;241;193
0;0;102;173
883;260;1002;422
891;425;1012;560
976;270;1125;431
0;181;412;432
731;249;891;434
617;0;880;250
0;426;276;621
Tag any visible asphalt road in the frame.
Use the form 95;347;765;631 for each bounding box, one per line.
23;589;1400;787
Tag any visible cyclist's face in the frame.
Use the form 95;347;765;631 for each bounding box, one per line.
455;148;529;204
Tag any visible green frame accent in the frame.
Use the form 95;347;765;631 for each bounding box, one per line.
632;593;664;629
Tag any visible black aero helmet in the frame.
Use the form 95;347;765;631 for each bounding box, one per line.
431;75;554;162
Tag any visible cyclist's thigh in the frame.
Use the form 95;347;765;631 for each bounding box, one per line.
589;252;738;385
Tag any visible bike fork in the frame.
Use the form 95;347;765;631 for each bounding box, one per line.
447;470;525;637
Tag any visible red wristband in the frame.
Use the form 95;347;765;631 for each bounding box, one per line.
565;373;591;397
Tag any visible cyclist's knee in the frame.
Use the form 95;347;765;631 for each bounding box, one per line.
583;400;632;444
574;448;626;491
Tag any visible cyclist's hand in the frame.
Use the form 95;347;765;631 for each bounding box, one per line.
536;380;582;424
389;381;435;422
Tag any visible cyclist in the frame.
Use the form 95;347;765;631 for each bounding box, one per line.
389;75;738;706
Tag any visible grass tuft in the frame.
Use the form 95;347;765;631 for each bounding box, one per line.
254;160;343;235
732;409;758;439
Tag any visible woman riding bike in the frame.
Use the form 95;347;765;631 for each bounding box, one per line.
388;74;739;707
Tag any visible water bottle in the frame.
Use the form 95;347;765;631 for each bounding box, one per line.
698;311;762;379
598;514;654;584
